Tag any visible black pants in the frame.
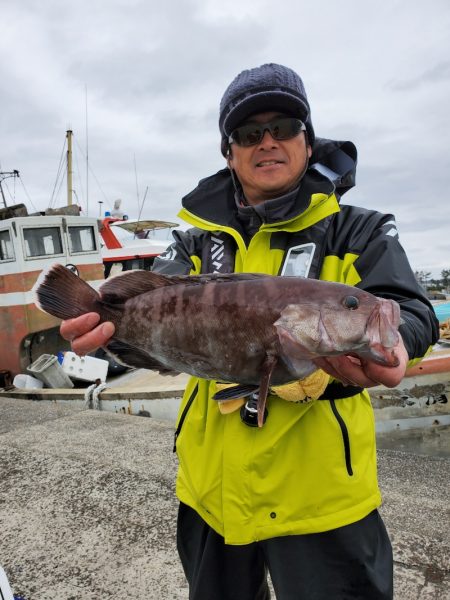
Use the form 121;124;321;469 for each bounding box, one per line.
177;503;393;600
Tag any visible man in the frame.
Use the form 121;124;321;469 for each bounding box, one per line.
62;64;439;599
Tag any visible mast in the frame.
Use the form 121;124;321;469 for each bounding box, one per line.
0;170;20;208
66;129;73;206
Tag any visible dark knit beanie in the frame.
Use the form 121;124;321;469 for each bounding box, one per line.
219;63;314;156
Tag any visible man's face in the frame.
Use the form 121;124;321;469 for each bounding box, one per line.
228;111;312;205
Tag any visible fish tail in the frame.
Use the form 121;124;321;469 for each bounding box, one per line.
34;263;103;321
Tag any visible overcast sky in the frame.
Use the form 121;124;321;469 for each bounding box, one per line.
1;0;449;276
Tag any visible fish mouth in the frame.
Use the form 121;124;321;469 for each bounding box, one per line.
365;299;401;366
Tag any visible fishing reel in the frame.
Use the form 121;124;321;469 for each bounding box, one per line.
240;393;268;427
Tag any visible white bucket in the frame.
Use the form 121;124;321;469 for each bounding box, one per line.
62;351;109;382
13;373;44;389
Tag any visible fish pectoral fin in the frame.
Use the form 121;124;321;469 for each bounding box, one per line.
276;328;317;379
213;384;259;401
105;339;178;374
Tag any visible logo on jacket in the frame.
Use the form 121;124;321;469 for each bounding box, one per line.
382;220;399;238
281;243;316;277
159;245;177;261
211;236;225;272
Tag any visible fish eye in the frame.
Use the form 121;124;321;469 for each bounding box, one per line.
343;295;359;310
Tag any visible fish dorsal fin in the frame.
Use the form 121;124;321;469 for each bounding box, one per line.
100;271;270;303
180;273;270;285
99;270;176;303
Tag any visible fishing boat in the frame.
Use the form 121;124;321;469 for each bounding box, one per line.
0;207;180;380
0;208;105;378
100;215;178;277
0;133;178;379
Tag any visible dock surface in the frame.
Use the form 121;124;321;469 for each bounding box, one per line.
0;396;449;599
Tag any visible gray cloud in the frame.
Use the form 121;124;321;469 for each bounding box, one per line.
1;0;449;274
386;60;450;92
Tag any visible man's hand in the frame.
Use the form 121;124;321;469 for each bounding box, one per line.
60;313;115;356
314;335;409;389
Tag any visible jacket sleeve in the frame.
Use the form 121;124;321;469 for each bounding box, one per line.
348;210;440;360
152;228;203;275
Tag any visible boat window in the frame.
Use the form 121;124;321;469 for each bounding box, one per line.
68;225;97;253
0;229;14;261
23;227;63;258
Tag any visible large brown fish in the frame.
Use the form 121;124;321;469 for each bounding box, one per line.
34;264;401;426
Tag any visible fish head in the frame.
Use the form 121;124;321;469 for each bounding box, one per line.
274;288;401;367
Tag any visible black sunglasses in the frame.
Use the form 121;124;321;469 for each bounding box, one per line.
228;117;306;147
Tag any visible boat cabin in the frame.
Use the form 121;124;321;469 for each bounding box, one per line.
0;215;104;377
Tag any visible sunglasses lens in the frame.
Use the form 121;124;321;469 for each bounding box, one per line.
230;118;304;147
232;124;262;146
275;118;303;139
273;118;306;140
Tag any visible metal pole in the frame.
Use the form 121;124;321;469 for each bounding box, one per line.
66;130;73;206
0;180;6;208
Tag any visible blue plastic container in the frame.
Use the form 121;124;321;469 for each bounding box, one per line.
434;302;450;323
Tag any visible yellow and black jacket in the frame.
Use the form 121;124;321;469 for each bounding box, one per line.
152;138;439;545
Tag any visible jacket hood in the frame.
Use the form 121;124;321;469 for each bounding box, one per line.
310;137;357;196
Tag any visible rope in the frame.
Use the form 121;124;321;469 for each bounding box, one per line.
49;137;67;208
18;176;38;212
84;381;108;409
74;137;112;212
84;383;97;409
92;382;108;410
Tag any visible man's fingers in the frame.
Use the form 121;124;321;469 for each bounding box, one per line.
362;359;404;388
70;322;115;356
314;356;379;388
313;357;357;386
60;314;115;355
60;313;101;341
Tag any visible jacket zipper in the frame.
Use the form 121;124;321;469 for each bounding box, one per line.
173;384;199;452
329;399;353;476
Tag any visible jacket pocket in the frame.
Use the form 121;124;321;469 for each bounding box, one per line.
329;399;353;476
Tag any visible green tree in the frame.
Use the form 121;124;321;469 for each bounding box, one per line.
414;270;432;289
441;269;450;293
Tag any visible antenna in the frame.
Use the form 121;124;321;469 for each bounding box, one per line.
134;185;149;238
133;153;140;215
85;84;89;216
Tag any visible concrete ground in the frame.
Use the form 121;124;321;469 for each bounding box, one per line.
0;397;449;600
